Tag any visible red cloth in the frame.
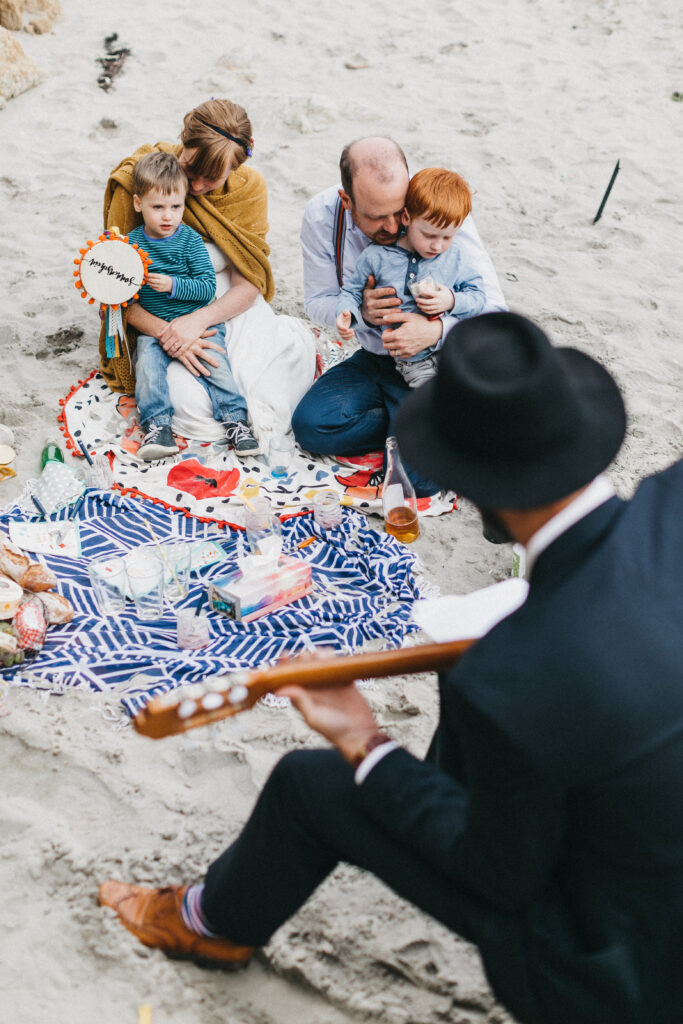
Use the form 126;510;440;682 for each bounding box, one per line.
166;459;240;500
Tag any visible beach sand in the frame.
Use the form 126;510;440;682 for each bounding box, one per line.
0;0;681;1020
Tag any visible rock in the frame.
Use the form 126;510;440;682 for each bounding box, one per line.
0;0;22;31
24;0;61;35
0;0;60;34
0;27;44;107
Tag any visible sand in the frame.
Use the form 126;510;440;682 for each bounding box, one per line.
0;0;681;1021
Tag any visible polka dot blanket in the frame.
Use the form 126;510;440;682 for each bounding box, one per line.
58;370;457;528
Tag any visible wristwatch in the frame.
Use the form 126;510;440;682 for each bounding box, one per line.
351;731;393;771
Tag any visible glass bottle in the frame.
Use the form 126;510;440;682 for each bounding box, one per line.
382;437;420;543
40;438;64;469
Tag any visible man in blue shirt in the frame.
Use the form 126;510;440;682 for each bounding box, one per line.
293;136;506;493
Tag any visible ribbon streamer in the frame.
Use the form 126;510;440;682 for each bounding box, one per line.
105;305;126;359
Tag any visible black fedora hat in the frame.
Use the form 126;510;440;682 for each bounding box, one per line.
394;312;626;508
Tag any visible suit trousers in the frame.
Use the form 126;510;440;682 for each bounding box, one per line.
201;749;534;1020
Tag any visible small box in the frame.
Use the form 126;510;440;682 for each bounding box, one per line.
208;555;313;622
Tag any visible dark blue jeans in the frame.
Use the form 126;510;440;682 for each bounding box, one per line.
291;349;438;496
135;323;247;428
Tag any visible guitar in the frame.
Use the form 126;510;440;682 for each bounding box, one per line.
132;638;475;740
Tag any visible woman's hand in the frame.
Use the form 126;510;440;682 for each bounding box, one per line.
158;309;215;357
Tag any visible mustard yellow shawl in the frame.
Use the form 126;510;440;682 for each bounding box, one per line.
98;141;275;393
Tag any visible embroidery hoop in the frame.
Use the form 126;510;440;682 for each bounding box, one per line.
73;229;151;359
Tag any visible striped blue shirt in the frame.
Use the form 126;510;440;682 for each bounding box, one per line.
128;223;216;321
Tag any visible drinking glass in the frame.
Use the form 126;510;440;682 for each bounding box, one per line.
244;497;282;558
176;608;211;650
126;548;165;620
312;490;343;529
161;541;192;603
269;436;295;478
88;556;126;617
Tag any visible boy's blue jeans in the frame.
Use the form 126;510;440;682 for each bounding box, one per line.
135;323;248;429
291;348;438;496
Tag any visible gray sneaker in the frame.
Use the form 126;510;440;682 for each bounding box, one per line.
138;423;180;462
224;420;262;457
395;354;439;388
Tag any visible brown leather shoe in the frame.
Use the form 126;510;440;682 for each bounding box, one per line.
98;880;253;969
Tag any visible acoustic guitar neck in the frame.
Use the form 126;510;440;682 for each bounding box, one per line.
133;638;474;740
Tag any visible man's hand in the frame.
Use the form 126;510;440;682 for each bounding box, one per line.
360;273;402;326
381;311;442;360
336;309;355;341
278;680;380;765
158;309;216;357
416;283;454;316
146;273;174;294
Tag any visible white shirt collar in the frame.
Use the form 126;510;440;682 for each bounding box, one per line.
524;475;615;577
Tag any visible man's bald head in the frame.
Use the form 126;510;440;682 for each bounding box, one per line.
339;137;409;201
339;137;410;245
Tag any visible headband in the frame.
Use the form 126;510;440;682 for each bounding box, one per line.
197;117;253;158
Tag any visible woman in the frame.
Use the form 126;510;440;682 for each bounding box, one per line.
99;98;316;444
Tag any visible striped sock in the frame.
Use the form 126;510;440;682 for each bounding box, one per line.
181;883;221;938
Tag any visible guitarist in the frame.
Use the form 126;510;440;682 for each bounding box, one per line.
100;313;683;1024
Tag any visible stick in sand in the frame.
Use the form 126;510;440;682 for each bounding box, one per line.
593;159;621;224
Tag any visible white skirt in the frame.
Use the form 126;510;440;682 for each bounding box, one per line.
169;243;316;445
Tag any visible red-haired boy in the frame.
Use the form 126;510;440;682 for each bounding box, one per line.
336;168;485;387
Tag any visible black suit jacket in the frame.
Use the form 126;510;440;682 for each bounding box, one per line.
359;460;683;1024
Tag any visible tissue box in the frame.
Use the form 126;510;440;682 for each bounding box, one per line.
208;555;313;622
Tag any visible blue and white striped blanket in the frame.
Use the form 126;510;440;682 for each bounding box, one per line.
0;493;428;717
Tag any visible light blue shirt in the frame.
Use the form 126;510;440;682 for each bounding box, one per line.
300;184;507;356
337;240;486;334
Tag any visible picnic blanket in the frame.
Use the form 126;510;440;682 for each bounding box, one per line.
58;369;457;527
0;492;435;719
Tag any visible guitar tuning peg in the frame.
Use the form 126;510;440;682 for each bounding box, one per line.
177;698;198;720
201;691;224;711
228;683;249;706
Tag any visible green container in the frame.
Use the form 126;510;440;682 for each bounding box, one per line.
40;439;65;469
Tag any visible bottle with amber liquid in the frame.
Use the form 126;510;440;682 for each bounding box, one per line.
382;436;420;543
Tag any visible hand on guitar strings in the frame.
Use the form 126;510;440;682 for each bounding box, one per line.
278;680;379;766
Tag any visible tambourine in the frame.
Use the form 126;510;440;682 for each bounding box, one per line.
73;229;151;359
